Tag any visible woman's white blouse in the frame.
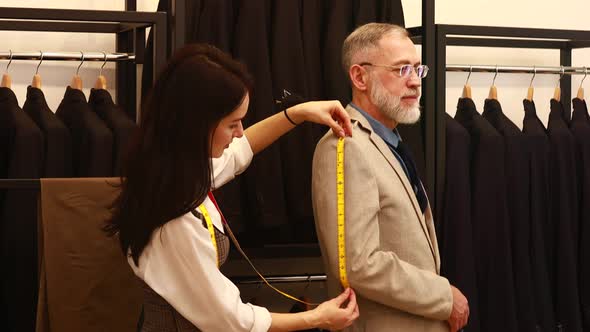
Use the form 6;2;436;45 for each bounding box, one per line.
129;135;272;332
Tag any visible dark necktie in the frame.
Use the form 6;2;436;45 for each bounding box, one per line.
393;141;428;214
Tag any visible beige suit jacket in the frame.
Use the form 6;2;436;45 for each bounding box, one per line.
312;105;453;332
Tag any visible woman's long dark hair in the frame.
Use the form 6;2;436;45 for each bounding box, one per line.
105;44;253;265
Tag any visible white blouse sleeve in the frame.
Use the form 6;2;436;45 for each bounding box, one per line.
211;135;253;189
132;212;271;332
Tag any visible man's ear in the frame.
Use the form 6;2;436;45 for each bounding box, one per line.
349;65;369;92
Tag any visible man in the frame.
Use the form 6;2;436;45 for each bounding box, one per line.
312;23;469;332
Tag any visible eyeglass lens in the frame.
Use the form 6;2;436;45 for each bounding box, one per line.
400;65;428;78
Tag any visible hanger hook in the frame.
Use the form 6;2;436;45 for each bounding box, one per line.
5;49;13;73
465;66;472;85
580;67;587;87
99;51;107;76
556;66;565;88
35;51;44;75
492;65;499;86
529;66;536;88
76;51;84;76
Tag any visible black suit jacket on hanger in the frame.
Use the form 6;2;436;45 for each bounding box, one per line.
0;87;44;332
56;86;113;177
354;0;405;26
547;99;582;332
377;0;406;25
454;97;518;332
88;88;136;176
570;98;590;330
482;99;537;332
228;0;289;232
440;113;480;332
22;86;72;177
521;99;556;332
301;0;323;100
271;0;321;241
322;0;353;106
193;0;234;52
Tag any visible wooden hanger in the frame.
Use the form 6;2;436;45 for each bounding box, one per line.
553;67;564;101
1;74;11;89
94;51;107;90
1;50;13;89
70;51;84;90
553;87;561;101
32;51;43;89
462;66;472;98
526;66;536;101
577;67;587;100
488;65;498;100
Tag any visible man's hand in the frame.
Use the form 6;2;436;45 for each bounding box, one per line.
447;285;469;332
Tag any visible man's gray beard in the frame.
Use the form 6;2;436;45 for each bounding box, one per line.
370;79;421;124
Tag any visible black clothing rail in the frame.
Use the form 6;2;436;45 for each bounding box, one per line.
0;180;40;190
0;51;134;62
232;274;327;285
446;65;590;75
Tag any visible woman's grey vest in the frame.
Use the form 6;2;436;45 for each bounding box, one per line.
139;211;230;332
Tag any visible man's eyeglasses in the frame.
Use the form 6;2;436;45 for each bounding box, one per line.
359;62;429;79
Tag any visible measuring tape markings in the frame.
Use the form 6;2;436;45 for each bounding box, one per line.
336;137;349;289
198;204;219;268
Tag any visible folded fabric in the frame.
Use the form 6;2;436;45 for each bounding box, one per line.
37;178;142;332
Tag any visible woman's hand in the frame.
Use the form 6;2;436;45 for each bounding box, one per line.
288;101;353;137
308;288;359;331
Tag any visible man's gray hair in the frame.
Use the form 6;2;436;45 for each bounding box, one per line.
342;23;409;76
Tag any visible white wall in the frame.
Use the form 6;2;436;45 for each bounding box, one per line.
403;0;590;128
1;0;589;123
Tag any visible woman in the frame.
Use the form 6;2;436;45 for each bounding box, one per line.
105;44;358;331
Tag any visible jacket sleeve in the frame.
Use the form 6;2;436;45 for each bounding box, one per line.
312;133;453;320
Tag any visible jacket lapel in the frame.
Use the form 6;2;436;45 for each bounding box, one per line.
347;106;437;260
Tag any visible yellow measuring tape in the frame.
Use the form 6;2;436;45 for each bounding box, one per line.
197;202;318;306
336;137;349;289
198;204;219;267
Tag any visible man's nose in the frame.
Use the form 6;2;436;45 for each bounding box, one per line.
407;72;421;88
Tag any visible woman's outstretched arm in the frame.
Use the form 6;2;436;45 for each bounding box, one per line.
245;100;353;155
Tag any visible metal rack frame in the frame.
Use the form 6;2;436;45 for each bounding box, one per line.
0;51;134;62
446;64;590;75
232;274;327;285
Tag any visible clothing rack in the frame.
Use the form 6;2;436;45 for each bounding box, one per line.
446;65;590;75
408;24;590;218
0;6;168;191
0;51;134;62
0;6;168;122
232;274;327;285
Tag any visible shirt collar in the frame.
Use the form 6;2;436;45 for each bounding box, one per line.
350;102;401;148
